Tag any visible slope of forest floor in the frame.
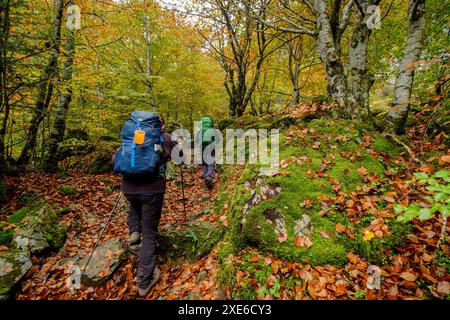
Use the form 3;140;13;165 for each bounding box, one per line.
2;166;231;300
1;104;449;300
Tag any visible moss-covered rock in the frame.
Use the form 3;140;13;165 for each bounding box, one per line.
82;142;119;174
158;221;224;261
12;204;67;254
0;250;32;300
223;119;405;266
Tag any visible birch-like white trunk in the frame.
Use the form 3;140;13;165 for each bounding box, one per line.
312;0;349;111
385;0;426;134
347;2;372;121
44;0;77;172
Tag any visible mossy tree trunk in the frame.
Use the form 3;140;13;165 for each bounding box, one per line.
385;0;426;134
312;0;349;112
17;0;64;167
287;38;302;106
44;1;77;173
347;1;379;122
0;0;12;204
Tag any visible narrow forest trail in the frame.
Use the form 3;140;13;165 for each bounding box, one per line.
4;167;225;300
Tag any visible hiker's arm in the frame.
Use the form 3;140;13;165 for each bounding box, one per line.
161;133;178;163
112;149;119;164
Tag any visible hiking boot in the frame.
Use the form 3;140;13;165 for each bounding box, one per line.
128;232;141;246
138;266;161;297
204;178;214;190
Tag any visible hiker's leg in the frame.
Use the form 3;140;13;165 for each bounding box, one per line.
137;193;164;288
205;163;215;180
202;163;208;179
125;194;141;234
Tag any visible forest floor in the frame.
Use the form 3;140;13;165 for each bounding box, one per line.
2;107;450;300
4;167;226;300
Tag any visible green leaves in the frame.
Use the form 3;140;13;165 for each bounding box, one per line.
396;170;450;222
413;172;429;180
418;208;433;221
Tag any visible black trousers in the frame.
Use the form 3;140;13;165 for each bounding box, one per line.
125;193;164;288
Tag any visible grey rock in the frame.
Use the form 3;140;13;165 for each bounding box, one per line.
196;271;208;285
12;205;67;255
77;237;128;286
294;215;313;238
0;250;32;299
263;209;287;239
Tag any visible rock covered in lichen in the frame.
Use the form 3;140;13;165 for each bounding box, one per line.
12;205;67;254
0;250;32;299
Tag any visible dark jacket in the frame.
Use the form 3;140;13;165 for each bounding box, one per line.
114;133;177;195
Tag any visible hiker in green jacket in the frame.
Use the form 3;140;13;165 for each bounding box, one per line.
197;116;217;190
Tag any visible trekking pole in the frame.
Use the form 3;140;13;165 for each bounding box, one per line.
80;192;123;280
179;164;187;222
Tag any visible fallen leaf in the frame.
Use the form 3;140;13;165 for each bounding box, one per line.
335;224;346;233
320;231;330;239
400;272;417;282
437;281;450;295
346;253;359;264
438;155;450;165
278;233;288;243
357;167;368;175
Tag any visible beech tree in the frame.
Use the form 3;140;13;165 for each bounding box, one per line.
44;0;78;172
17;0;64;166
385;0;426;134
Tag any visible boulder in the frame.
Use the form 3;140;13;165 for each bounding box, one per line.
294;215;313;238
263;209;287;240
77;237;128;286
12;205;67;254
159;221;223;261
0;250;32;299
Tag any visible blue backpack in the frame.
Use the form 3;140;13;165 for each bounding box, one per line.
114;111;165;178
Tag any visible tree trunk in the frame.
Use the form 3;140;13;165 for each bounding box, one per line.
44;5;77;173
0;0;11;204
17;0;64;166
385;0;426;134
347;5;373;121
144;15;156;111
287;40;302;106
312;0;348;111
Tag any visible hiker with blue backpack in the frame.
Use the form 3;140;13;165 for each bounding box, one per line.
113;111;178;297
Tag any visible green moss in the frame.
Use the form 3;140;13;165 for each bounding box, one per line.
217;241;238;290
17;194;38;206
158;221;224;261
83;142;117;174
219;119;405;269
8;207;32;224
59;185;78;195
16;205;67;251
0;228;13;246
352;220;412;264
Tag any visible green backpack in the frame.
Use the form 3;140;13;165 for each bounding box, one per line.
200;117;215;147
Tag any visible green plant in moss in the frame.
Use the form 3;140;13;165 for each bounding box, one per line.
395;171;450;223
435;250;450;273
18;193;37;206
59;185;78;195
395;170;449;248
258;280;281;299
354;290;366;300
7;207;32;224
0;228;13;245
